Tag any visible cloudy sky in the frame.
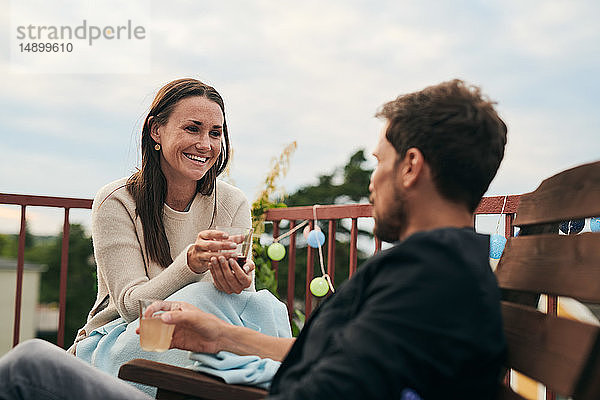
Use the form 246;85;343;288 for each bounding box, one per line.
1;0;599;235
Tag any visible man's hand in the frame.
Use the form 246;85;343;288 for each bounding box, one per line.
136;300;296;361
137;301;226;354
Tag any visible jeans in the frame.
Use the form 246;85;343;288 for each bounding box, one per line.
0;339;152;400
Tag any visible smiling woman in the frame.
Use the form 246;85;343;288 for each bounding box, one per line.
149;96;225;210
68;78;255;355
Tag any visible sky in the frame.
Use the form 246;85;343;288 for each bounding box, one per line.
1;0;599;236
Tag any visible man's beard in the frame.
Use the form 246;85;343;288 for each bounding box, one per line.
371;187;407;243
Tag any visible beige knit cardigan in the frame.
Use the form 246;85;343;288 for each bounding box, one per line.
69;177;252;352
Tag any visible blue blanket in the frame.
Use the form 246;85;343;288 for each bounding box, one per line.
76;282;291;396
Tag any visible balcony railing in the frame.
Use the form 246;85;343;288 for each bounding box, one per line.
0;193;93;349
265;196;520;319
0;193;519;348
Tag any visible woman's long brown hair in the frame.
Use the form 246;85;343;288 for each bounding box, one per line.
127;78;230;268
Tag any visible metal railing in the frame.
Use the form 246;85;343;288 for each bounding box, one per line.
1;193;520;348
0;193;93;349
265;195;521;319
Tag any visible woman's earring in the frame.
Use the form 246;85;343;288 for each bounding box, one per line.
154;143;161;151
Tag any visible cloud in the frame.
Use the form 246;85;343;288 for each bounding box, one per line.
501;1;600;59
0;145;126;198
487;105;600;196
1;0;598;210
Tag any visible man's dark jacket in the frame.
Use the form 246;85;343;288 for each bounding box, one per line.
268;227;506;399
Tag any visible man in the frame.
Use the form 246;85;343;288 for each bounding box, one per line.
0;79;507;399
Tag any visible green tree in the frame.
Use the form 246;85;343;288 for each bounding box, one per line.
273;149;375;308
0;233;17;257
0;224;96;346
0;225;35;257
34;224;96;346
285;149;372;206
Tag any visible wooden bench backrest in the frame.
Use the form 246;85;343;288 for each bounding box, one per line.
495;161;600;399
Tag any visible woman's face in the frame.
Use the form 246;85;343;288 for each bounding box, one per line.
151;96;224;187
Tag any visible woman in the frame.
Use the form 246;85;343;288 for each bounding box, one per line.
69;78;254;353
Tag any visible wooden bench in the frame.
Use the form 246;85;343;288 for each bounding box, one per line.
496;161;600;399
120;161;600;399
119;358;267;400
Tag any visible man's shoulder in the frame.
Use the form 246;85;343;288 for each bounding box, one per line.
401;226;486;249
364;227;489;282
381;227;486;257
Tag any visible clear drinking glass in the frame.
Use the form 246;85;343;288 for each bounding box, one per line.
214;226;253;265
138;299;175;352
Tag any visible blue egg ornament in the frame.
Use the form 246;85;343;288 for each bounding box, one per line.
489;234;507;260
307;229;325;248
590;217;600;233
310;277;329;297
267;242;286;261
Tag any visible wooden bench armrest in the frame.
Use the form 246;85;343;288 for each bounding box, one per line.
497;383;527;400
118;359;268;400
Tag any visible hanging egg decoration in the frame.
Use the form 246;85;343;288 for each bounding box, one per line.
303;225;311;240
590;217;600;233
307;229;325;248
310;276;329;297
489;234;507;260
267;242;286;261
489;258;500;272
559;219;585;235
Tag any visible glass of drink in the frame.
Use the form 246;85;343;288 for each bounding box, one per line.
215;226;253;265
138;299;176;352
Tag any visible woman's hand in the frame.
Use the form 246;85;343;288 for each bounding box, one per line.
187;230;238;274
137;301;225;354
210;256;255;294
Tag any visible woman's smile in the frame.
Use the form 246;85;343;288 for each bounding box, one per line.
183;153;209;164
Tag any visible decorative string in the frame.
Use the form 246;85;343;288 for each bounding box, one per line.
273;220;309;243
270;205;335;294
494;196;508;235
313;204;335;293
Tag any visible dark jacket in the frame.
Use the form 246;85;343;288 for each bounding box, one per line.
269;227;506;399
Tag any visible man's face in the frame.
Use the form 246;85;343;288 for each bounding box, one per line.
369;124;407;242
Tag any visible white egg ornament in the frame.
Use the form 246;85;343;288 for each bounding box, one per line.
303;225;311;240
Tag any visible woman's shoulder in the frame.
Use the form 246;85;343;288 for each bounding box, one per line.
92;177;133;210
214;180;250;217
216;180;248;203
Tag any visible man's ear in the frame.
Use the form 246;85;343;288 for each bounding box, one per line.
148;116;161;143
398;148;425;189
